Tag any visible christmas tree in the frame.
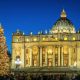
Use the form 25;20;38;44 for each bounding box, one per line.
0;24;10;76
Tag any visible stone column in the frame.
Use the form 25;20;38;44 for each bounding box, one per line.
58;46;60;66
61;46;63;66
40;46;42;67
76;45;80;68
69;47;71;66
30;47;32;66
53;46;55;66
38;47;40;66
38;54;40;66
45;47;48;66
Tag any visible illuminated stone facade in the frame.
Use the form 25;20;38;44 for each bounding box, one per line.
11;10;80;72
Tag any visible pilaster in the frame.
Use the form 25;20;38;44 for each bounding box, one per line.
30;47;32;66
69;47;71;66
45;47;48;66
58;46;60;66
61;46;63;66
40;46;42;67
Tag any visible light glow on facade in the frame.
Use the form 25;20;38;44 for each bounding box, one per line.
11;9;80;73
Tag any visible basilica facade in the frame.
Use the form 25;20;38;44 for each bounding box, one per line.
11;10;80;73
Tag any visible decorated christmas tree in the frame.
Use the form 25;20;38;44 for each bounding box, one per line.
0;24;10;76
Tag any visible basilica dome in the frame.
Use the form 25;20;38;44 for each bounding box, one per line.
51;9;76;33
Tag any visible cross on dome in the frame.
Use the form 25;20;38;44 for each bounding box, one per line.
60;9;67;18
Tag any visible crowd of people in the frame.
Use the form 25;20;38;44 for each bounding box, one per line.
0;73;80;80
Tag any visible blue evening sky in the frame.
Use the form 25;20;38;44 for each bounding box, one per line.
0;0;80;52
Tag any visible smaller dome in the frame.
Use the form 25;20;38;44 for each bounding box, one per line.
51;9;76;33
13;29;24;36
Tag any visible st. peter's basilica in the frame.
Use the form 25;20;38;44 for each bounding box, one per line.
11;9;80;73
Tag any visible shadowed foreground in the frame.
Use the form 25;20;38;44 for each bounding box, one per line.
0;73;80;80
